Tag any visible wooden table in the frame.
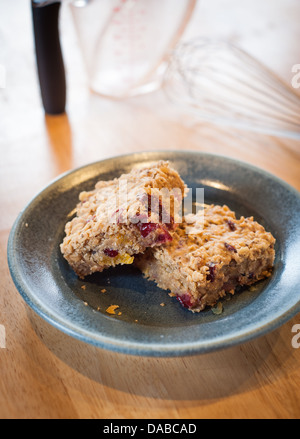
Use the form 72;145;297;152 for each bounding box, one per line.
1;0;300;419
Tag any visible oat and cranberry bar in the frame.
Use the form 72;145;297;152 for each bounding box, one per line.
60;161;186;278
135;205;275;312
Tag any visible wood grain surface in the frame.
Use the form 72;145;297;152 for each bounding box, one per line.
1;0;300;419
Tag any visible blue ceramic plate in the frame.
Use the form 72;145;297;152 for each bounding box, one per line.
7;151;300;356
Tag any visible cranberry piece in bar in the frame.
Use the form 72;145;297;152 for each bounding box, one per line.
227;219;236;231
157;230;172;243
224;242;237;253
207;263;216;283
104;248;119;257
176;293;194;309
137;222;158;238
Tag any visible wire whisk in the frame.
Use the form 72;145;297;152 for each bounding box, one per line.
163;38;300;139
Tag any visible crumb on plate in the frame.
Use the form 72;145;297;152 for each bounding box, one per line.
106;305;119;315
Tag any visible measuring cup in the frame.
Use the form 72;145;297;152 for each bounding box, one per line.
32;0;197;113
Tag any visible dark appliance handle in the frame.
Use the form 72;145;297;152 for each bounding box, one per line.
31;1;66;114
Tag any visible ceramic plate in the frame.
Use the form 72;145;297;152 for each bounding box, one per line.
7;151;300;356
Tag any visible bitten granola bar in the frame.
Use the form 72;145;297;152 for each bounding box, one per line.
60;161;186;278
135;205;276;312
